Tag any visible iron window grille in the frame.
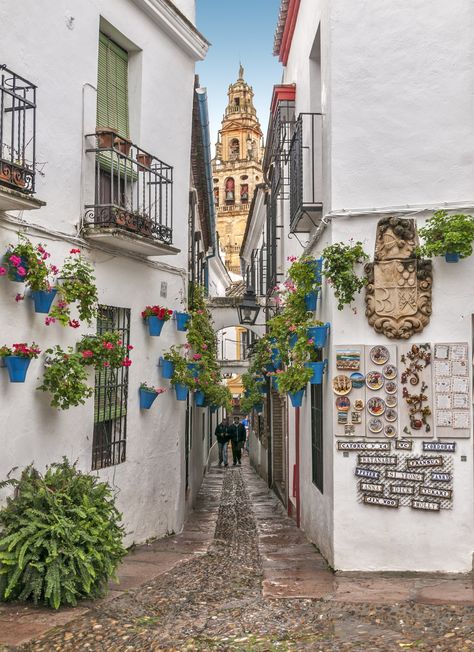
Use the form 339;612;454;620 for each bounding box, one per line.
84;130;173;245
0;65;37;194
92;305;130;470
289;112;323;232
311;350;324;492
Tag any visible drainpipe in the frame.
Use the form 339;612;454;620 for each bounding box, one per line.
295;407;300;528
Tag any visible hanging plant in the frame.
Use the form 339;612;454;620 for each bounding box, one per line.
48;249;98;328
139;382;166;409
321;241;368;310
37;346;94;409
0;342;41;383
418;210;474;261
1;235;59;292
141;305;173;336
76;332;133;369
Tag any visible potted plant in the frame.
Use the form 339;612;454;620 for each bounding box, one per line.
418;210;474;262
305;354;328;385
169;352;193;401
288;255;322;311
0;342;41;383
113;135;132;157
137;150;153;169
307;322;330;349
76;332;132;369
322;241;369;310
37;346;94;409
49;249;98;328
277;362;312;408
175;310;191;332
139;382;166;410
159;356;174;379
141;305;173;336
96;127;116;149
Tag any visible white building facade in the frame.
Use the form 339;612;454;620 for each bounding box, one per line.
244;0;474;572
0;0;212;545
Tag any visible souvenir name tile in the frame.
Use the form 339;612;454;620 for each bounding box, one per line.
359;481;384;493
390;484;416;496
423;441;456;453
363;495;399;508
395;439;413;450
357;454;397;466
433;343;471;439
355;467;380;480
431;472;451;482
406;456;443;469
419;486;452;500
411;499;440;512
337;440;391;451
386;469;425;482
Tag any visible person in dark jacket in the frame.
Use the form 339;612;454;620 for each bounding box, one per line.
215;417;229;467
228;416;247;466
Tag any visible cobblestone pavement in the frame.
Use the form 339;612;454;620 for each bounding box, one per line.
13;462;474;651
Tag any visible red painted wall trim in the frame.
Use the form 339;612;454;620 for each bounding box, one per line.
270;84;296;115
279;0;301;66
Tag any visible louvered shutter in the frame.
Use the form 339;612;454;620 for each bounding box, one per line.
97;33;129;138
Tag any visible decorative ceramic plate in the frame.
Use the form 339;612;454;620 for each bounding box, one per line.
370;346;390;365
335;396;351;412
365;371;384;391
350;372;365;389
384;425;397;438
368;417;383;433
383;364;397;380
385;380;397;394
385;394;397;408
385;408;397;422
332;375;352;395
353;399;365;411
367;396;386;416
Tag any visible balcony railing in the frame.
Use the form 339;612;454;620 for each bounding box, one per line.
84;130;173;246
0;66;37;194
289;113;323;233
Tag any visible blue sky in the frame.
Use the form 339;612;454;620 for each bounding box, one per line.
196;0;282;152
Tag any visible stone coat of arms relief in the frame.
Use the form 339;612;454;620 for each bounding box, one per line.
365;217;432;339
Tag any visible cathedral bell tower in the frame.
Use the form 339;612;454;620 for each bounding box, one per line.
212;66;264;275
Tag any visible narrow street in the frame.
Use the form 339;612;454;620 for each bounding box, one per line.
7;458;472;652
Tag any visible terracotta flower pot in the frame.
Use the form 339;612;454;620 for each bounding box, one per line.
96;128;115;149
137;152;152;168
114;136;132;156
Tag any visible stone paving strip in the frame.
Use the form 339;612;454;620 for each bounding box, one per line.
0;457;472;651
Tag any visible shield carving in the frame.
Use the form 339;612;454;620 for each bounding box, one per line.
365;218;432;339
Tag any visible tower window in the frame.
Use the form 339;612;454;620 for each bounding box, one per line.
229;139;240;160
234;97;240;107
225;177;235;204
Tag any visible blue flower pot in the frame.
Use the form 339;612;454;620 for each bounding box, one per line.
139;388;158;409
160;357;174;379
271;347;281;367
195;390;206;406
305;360;328;385
254;403;263;413
187;362;200;377
289;333;298;349
175;311;191;331
445;253;460;263
146;315;165;336
304;291;318;311
258;384;268;395
4;356;31;383
288;389;305;408
265;363;275;373
304;258;323;284
307;323;330;349
271;376;279;391
174;383;189;401
31;288;57;314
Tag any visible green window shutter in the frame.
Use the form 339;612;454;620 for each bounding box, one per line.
97;33;129;138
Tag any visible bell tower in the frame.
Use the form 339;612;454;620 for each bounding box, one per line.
212;66;264;275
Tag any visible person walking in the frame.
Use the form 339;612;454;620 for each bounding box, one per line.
215;417;229;467
229;416;247;466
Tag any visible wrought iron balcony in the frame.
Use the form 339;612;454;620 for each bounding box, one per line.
0;66;42;211
84;130;175;255
289;112;323;233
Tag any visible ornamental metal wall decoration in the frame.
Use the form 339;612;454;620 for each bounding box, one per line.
365;217;432;339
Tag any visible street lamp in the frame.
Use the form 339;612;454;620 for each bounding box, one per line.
237;287;261;326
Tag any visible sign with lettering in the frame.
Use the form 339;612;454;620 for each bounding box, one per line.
411;499;440;511
422;441;456;453
431;472;451;482
363;495;399;508
337;441;391;452
395;440;413;451
358;455;397;466
355;467;380;480
419;486;452;500
406;456;444;469
359;481;384;494
390;484;415;495
386;469;425;482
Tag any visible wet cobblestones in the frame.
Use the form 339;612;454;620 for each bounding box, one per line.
16;466;474;651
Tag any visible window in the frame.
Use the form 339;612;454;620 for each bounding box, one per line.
97;33;129;137
224;177;235;204
311;361;323;492
92;305;130;470
229;139;239;160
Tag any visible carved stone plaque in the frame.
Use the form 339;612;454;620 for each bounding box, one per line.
365;217;432;339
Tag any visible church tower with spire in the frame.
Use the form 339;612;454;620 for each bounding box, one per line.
212;66;264;275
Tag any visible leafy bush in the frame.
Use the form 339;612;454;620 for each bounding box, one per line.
37;346;93;409
321;241;368;310
418;210;474;259
0;460;126;609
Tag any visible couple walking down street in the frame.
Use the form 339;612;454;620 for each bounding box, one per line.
215;416;247;467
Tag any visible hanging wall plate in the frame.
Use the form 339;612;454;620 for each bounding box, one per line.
367;396;386;416
368;417;383;433
384;425;397;438
383;364;397;380
385;380;397;394
332;375;352;395
385;394;397;408
366;371;384;391
335;396;351;411
370;345;390;365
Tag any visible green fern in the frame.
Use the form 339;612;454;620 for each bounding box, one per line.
0;459;126;609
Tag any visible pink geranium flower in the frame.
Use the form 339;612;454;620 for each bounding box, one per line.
127;345;134;350
16;267;26;277
82;350;94;359
68;319;80;328
103;341;114;350
192;353;202;360
15;293;24;302
122;358;132;367
9;255;21;267
45;316;56;325
0;267;6;276
70;248;81;254
103;361;110;368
